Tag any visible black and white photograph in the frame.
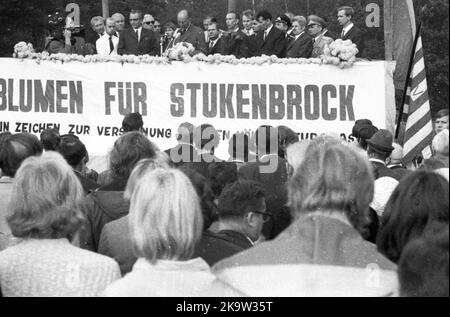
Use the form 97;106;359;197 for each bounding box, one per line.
0;0;448;300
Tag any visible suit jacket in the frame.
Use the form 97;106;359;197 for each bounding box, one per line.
371;161;403;181
246;34;259;57
285;32;313;58
255;26;286;57
224;29;250;58
340;24;365;56
239;155;290;239
206;36;228;56
193;230;253;266
312;33;333;58
388;165;410;181
96;33;119;56
173;23;207;55
117;27;159;56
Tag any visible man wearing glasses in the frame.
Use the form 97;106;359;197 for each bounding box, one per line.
117;9;159;56
142;14;155;31
194;180;268;266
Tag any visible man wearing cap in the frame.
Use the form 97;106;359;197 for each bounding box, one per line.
285;16;313;59
275;14;292;35
96;18;120;56
367;129;402;181
117;9;159;56
254;10;286;58
337;6;364;56
307;15;333;58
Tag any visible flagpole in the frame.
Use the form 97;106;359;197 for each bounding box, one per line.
395;22;422;139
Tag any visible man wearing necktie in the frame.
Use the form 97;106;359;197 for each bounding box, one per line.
254;10;285;58
117;9;159;56
96;18;120;56
337;6;365;57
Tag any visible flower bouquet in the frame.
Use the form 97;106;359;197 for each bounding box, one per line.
165;42;195;61
13;42;35;58
322;39;358;68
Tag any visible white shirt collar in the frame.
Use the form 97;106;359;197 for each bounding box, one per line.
342;22;354;36
265;24;273;36
369;158;386;166
294;31;305;41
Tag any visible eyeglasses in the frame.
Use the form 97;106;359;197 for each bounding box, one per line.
144;21;155;25
252;211;272;223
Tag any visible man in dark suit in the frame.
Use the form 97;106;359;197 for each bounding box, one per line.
285;16;313;58
194;180;266;266
206;21;228;55
367;129;403;181
117;9;159;56
337;6;365;56
173;9;207;55
254;10;286;57
238;126;291;240
224;11;250;58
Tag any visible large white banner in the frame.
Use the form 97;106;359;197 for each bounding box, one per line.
0;58;395;162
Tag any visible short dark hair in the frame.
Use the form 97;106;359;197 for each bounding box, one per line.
256;10;272;21
218;180;265;219
207;162;238;198
352;119;373;138
377;171;449;263
398;225;449;297
122;112;144;132
194;124;220;151
338;6;355;18
109;132;157;180
242;9;254;19
0;133;43;177
178;165;217;230
57;136;87;167
40;128;61;151
436;108;449;119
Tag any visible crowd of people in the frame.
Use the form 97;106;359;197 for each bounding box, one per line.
44;6;365;58
0;108;448;297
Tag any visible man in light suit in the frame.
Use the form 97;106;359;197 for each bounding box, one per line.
307;15;333;58
96;18;119;56
117;9;159;56
285;16;313;58
254;10;285;57
337;6;365;56
173;9;207;55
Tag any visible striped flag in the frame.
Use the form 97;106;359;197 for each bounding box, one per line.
399;24;434;165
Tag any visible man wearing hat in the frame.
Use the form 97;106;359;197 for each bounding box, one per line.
275;14;292;35
367;129;402;181
285;16;313;58
307;15;334;58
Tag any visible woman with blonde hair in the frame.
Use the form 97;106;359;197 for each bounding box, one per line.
103;168;236;296
0;152;120;296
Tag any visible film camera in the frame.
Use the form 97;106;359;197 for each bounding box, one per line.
48;11;85;37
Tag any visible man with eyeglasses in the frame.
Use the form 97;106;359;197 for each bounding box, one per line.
193;180;267;266
142;14;155;31
117;9;159;56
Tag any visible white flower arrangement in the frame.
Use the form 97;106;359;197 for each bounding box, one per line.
13;42;35;58
322;39;359;69
12;39;358;68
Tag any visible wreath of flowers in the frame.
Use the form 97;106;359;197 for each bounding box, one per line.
12;39;359;68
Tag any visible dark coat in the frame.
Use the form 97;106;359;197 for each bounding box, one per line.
246;34;259;57
173;23;207;55
340;25;365;57
224;29;250;58
388;165;411;181
238;155;291;239
194;230;253;266
74;171;99;194
371;161;403;181
98;215;135;276
255;26;286;57
117;27;159;56
80;178;130;252
285;32;313;58
206;36;229;56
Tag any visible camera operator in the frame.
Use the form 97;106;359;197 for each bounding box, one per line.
44;11;93;55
